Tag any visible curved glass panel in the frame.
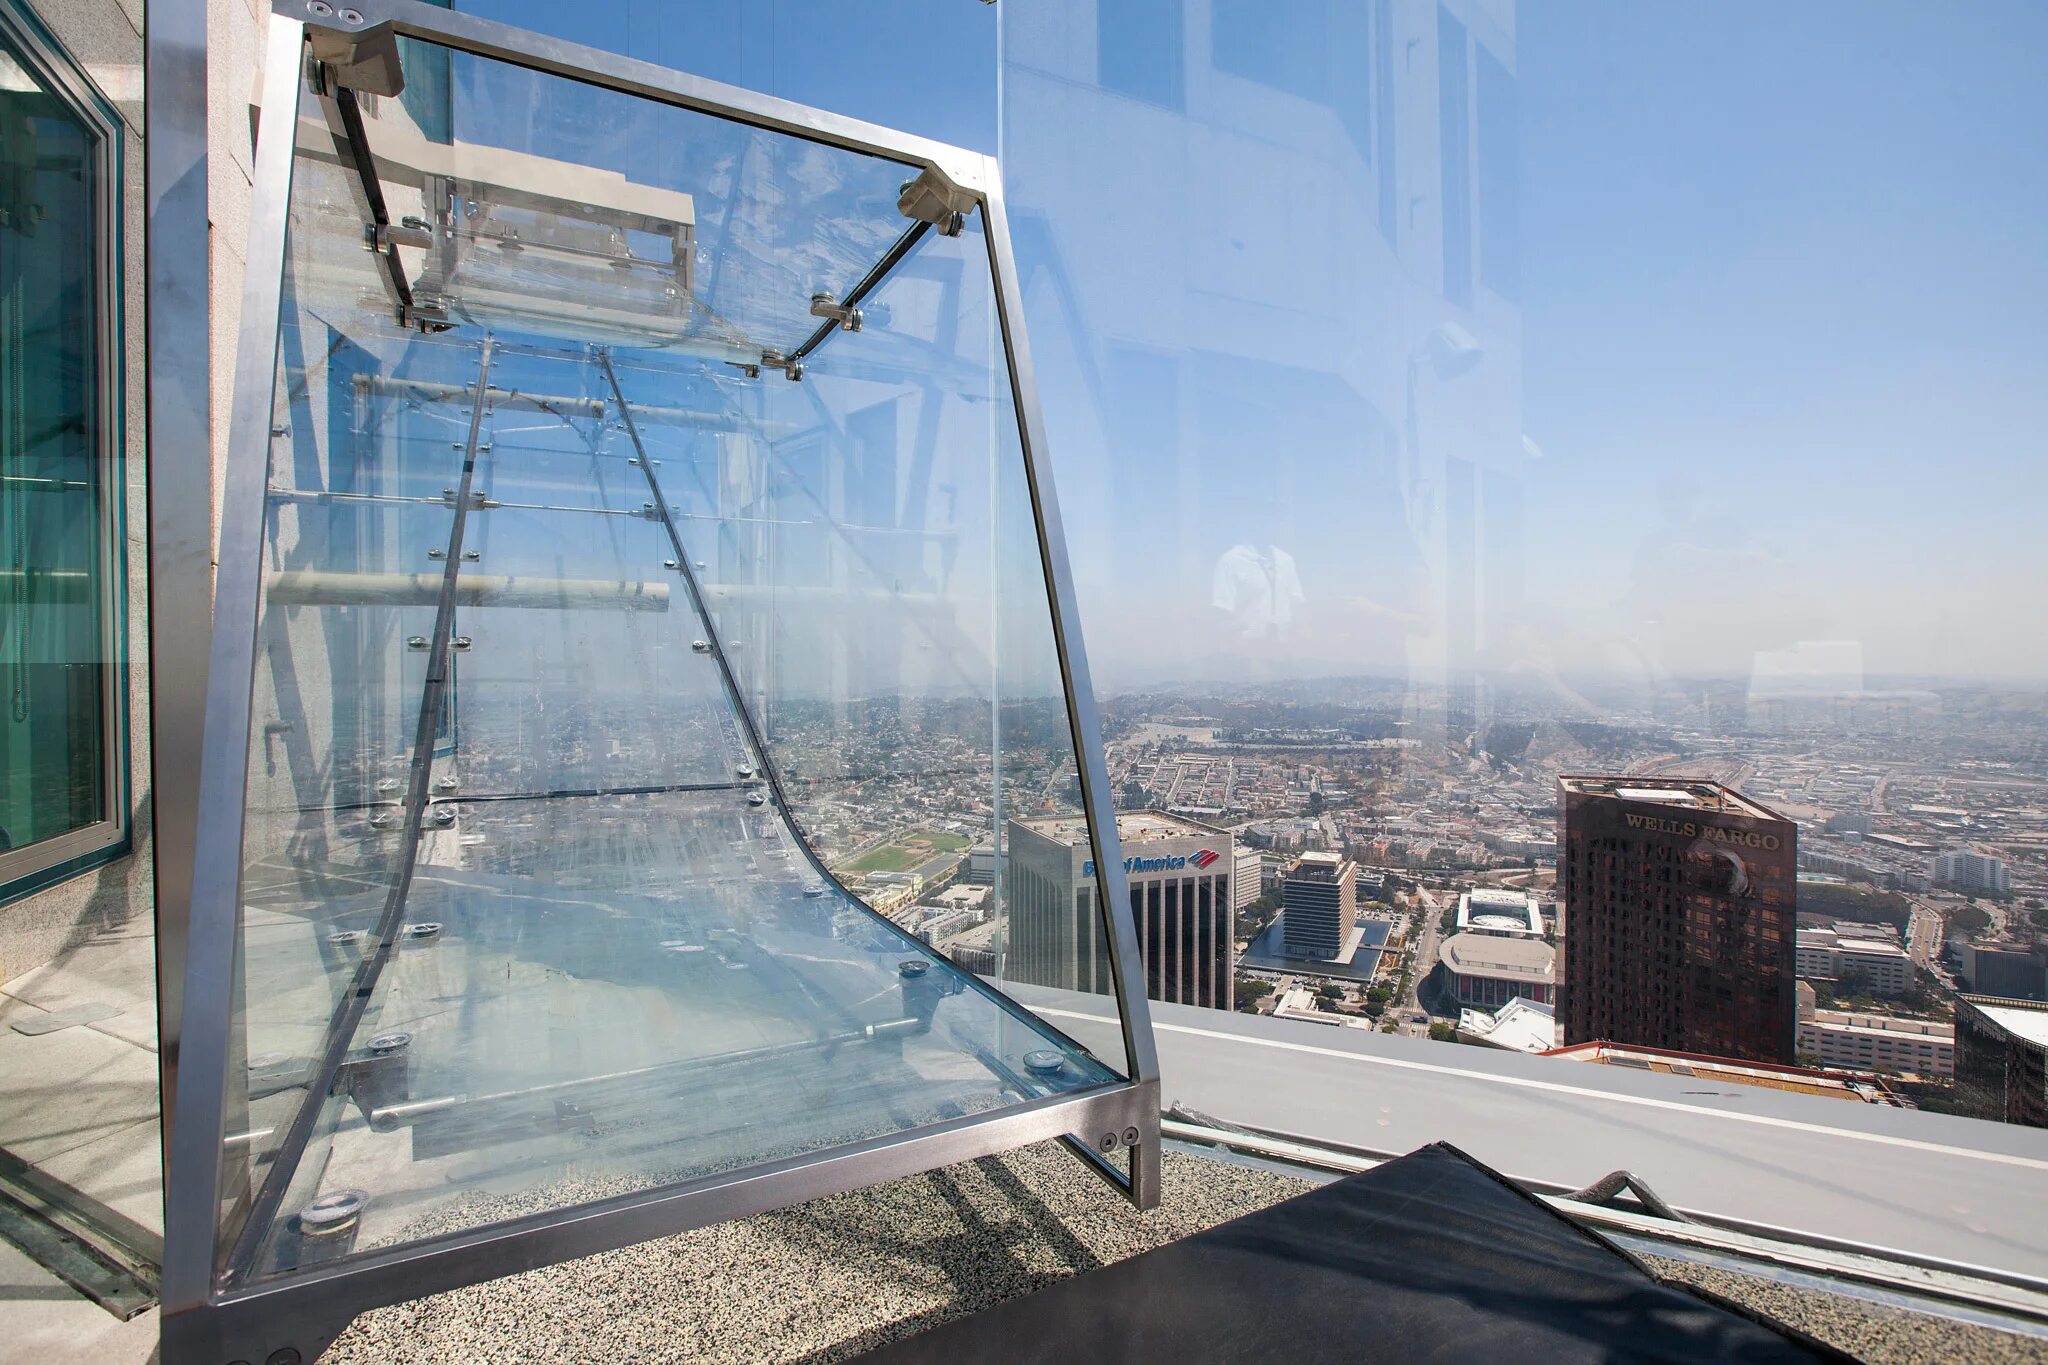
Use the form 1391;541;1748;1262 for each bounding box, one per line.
213;33;1130;1285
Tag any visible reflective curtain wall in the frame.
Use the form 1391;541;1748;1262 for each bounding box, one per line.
1003;0;2048;1273
183;21;1143;1304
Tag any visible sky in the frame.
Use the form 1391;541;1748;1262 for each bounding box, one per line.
455;0;2048;693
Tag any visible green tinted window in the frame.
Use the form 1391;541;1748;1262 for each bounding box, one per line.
0;13;121;888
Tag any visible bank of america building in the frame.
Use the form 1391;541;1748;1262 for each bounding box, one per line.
1007;812;1237;1011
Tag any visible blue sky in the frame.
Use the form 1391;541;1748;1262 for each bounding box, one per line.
457;0;2048;688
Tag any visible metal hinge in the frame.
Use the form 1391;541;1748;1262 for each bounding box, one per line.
897;165;976;236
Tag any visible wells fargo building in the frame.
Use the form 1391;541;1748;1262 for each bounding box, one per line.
1557;777;1798;1065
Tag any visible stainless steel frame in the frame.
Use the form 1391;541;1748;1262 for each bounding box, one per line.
160;4;1160;1359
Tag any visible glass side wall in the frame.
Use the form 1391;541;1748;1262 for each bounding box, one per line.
215;34;1129;1285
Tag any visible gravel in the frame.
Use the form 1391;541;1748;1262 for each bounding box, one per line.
324;1144;2045;1364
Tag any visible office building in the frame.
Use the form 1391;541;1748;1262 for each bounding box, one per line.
1797;988;1953;1077
1932;851;2012;896
1557;777;1798;1065
1952;996;2048;1128
1233;846;1262;913
1794;926;1912;997
1007;811;1237;1010
1281;851;1357;960
1959;941;2048;1002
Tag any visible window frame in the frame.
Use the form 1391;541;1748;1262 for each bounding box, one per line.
0;0;130;905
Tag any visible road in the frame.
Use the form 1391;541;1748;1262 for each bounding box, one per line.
1393;887;1445;1036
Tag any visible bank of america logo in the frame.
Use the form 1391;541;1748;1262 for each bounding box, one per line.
1190;849;1220;869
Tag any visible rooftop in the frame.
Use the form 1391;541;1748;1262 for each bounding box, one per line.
1967;995;2048;1050
1558;774;1787;823
1439;932;1556;979
1014;809;1225;846
1543;1042;1885;1103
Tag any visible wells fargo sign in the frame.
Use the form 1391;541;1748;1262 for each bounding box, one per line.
1623;812;1783;851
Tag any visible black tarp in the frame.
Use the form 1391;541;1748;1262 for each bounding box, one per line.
851;1142;1860;1364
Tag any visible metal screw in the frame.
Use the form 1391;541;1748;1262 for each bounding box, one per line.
1123;1126;1141;1146
663;559;679;569
627;456;641;466
1097;1132;1118;1153
270;424;288;438
462;549;481;562
451;636;472;650
304;0;331;14
406;636;428;650
428;548;446;560
266;1350;303;1365
336;7;363;22
434;776;458;792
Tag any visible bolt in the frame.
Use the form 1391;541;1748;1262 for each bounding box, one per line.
406;636;428;650
462;549;480;562
1098;1132;1118;1153
427;548;446;560
451;636;472;650
336;6;363;22
1123;1126;1141;1147
664;559;678;569
270;424;288;438
266;1351;302;1365
305;0;331;14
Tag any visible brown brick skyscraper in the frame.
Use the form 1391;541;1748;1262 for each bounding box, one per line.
1557;777;1797;1064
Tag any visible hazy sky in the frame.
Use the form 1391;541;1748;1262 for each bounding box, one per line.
461;0;2048;691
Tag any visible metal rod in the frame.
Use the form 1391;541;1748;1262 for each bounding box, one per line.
369;1018;923;1127
327;85;416;318
786;220;930;365
265;570;671;611
355;373;800;436
223;336;498;1282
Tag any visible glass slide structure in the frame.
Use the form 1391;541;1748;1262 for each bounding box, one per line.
162;4;1158;1359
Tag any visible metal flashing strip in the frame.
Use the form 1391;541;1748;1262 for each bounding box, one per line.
1160;1118;2048;1329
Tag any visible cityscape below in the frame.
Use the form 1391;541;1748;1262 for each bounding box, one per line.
761;670;2048;1130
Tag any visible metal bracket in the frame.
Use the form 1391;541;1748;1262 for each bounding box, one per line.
759;350;804;382
306;15;404;98
808;292;862;332
368;219;433;252
401;296;454;332
897;165;974;237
